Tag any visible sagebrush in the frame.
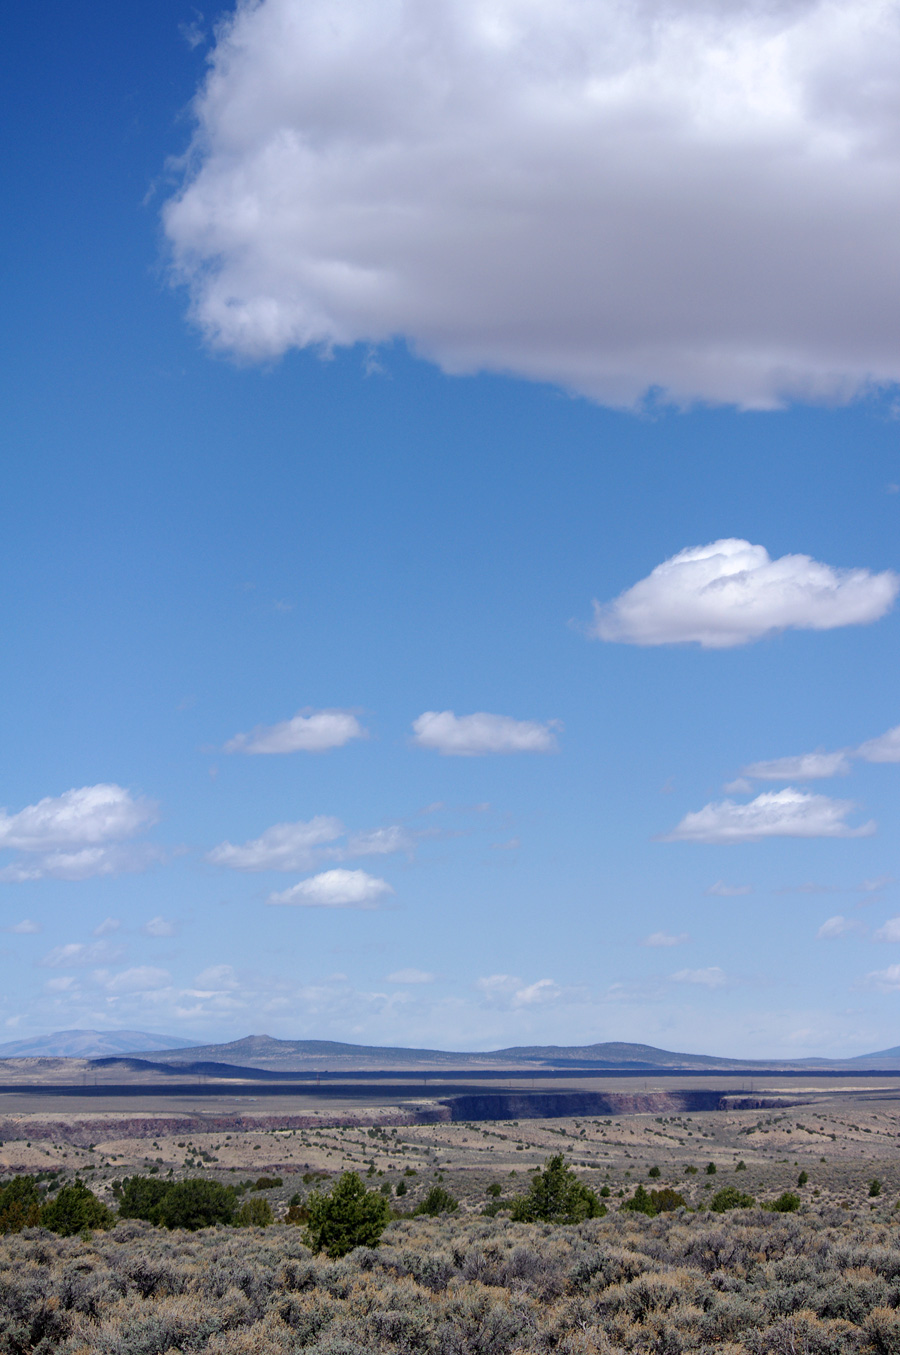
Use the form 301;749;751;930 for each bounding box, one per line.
3;1199;900;1352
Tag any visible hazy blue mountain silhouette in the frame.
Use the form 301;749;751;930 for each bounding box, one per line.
0;1029;195;1058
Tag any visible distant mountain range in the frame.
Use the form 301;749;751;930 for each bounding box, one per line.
122;1033;900;1072
2;1030;900;1070
0;1029;195;1059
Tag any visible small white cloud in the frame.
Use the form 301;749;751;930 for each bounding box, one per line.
225;709;367;754
861;875;894;893
864;964;900;992
739;724;900;783
412;710;560;756
722;778;754;795
817;915;860;939
670;966;727;988
142;916;178;938
592;540;898;649
179;15;206;49
857;725;900;763
93;918;121;937
208;815;417;872
208;815;344;871
475;973;562;1007
491;837;521;851
98;966;171;994
642;931;689;948
513;978;562;1006
476;974;522;999
387;968;435;984
268;868;393;908
345;825;415;857
8;919;40;935
664;788;875;844
38;941;125;969
706;881;752;897
874;917;900;943
0;844;163;883
45;976;76;993
743;751;852;781
193;963;240;990
0;784;157;851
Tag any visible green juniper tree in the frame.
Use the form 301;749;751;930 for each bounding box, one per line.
510;1155;604;1224
304;1172;391;1257
40;1181;113;1236
0;1176;41;1233
414;1185;458;1216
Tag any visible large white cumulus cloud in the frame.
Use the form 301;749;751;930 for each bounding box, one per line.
166;0;900;408
592;539;898;647
0;786;161;882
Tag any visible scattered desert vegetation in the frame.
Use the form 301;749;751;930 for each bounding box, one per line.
6;1191;900;1353
3;1097;900;1351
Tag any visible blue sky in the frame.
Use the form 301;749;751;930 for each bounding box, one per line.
3;0;900;1057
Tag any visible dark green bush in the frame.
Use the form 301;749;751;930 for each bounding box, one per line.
510;1155;605;1224
620;1184;656;1216
117;1176;173;1222
621;1184;687;1216
870;1179;883;1198
798;1171;809;1187
234;1197;273;1227
154;1179;236;1230
648;1165;661;1178
40;1181;113;1236
766;1191;802;1213
414;1186;459;1216
711;1186;756;1212
252;1176;283;1190
116;1175;236;1229
649;1187;688;1213
0;1175;41;1233
705;1162;717;1175
396;1180;408;1196
304;1171;391;1257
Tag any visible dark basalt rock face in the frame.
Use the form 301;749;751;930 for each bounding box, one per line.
441;1090;801;1120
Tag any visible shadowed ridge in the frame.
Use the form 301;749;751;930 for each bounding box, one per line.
492;1042;762;1068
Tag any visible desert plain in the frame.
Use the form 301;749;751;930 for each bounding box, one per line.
2;1070;900;1218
